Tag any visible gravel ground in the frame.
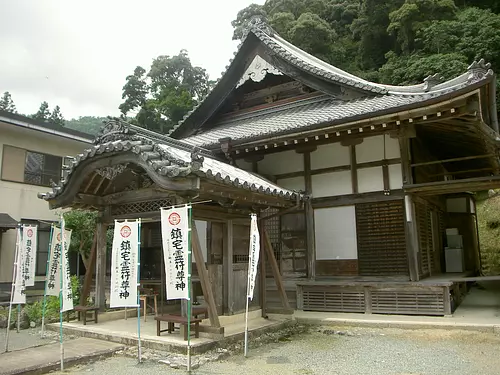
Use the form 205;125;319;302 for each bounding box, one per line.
0;327;75;353
49;326;500;375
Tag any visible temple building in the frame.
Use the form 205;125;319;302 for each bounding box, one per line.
39;17;500;319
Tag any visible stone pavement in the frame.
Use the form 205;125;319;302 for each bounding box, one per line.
0;337;125;375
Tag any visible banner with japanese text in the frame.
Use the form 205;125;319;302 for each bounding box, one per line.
21;225;37;287
60;219;73;312
110;220;139;308
247;214;260;301
12;228;26;304
46;226;73;299
161;206;189;300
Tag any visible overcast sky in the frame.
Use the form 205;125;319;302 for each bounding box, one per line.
0;0;264;119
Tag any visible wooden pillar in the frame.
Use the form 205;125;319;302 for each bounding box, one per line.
258;219;267;318
192;221;221;327
350;145;358;194
95;220;108;311
223;220;233;315
405;194;420;281
304;152;316;280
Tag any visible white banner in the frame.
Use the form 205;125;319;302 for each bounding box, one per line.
60;219;73;312
247;214;260;300
21;225;37;287
161;206;190;300
46;226;72;299
12;228;26;304
110;220;139;308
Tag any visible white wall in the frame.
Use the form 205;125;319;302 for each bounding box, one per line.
258;150;303;175
358;167;384;193
0;122;89;281
314;206;358;260
311;143;350;169
356;134;400;163
312;171;352;197
389;164;403;189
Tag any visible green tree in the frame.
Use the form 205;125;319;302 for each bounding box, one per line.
49;105;65;126
32;101;50;121
231;3;267;40
119;66;148;116
63;210;99;273
0;91;17;113
387;0;457;55
119;50;214;134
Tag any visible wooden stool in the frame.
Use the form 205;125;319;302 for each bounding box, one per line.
155;314;202;341
66;305;98;325
139;294;158;322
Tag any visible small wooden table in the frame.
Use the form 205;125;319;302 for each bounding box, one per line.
66;305;98;325
155;314;202;341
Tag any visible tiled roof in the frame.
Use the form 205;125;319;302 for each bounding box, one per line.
168;15;495;139
37;120;302;204
181;82;483;148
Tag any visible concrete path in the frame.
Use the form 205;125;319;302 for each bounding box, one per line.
0;337;125;375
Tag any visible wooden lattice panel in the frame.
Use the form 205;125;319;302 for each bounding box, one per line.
111;199;174;216
371;289;445;315
356;200;407;275
302;286;365;312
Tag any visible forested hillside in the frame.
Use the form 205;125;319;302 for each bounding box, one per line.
232;1;500;100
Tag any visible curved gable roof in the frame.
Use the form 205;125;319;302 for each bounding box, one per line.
169;17;495;140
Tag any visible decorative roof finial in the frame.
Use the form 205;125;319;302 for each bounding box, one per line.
423;73;443;92
242;15;273;39
467;58;493;82
94;118;137;145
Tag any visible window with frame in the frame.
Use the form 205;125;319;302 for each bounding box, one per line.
1;145;62;187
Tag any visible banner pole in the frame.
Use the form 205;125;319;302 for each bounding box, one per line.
187;205;192;373
16;226;24;334
137;219;142;364
41;225;55;338
59;215;64;371
16;304;20;333
5;226;21;353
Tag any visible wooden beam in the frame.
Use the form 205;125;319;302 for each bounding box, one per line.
95;220;108;311
192;220;221;327
83;172;98;194
404;175;500;195
312;190;404;209
410;154;496;168
93;175;106;195
80;230;97;306
399;137;413;185
263;228;291;310
303;152;315;280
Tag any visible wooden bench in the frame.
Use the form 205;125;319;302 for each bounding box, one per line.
66;305;98;325
155;314;202;341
